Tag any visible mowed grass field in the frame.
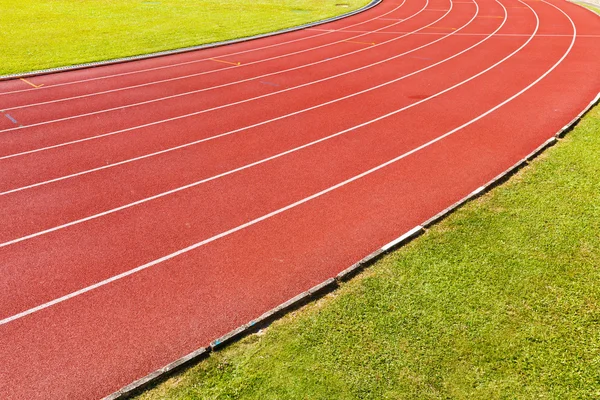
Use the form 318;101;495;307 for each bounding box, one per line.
5;1;596;398
582;3;600;13
0;0;370;76
137;102;600;399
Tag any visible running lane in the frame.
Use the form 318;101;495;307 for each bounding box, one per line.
0;0;599;399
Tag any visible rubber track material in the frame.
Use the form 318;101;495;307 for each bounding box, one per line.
0;0;599;399
0;0;382;81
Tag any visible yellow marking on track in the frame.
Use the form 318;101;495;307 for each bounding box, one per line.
210;58;241;66
343;40;376;45
20;78;44;88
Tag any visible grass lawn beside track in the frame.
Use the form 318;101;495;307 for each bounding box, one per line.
0;0;370;76
136;102;600;399
579;3;600;13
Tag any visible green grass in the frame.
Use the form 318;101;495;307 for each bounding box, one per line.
136;102;600;399
579;2;600;14
0;0;370;76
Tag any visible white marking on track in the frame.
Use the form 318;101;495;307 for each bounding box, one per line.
0;1;406;97
0;1;470;195
330;29;591;36
0;0;578;326
470;186;486;196
0;0;492;245
0;3;453;163
381;226;424;250
0;7;451;161
0;2;414;112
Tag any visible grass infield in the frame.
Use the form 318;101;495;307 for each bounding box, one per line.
136;102;600;399
0;0;370;76
579;2;600;13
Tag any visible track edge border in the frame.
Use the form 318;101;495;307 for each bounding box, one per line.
0;0;381;82
570;0;600;16
101;96;600;400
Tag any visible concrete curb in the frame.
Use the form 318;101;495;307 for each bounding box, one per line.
209;277;340;351
103;347;209;400
102;277;341;399
572;1;600;13
181;92;600;400
103;90;600;398
209;279;339;351
556;92;600;138
0;0;382;82
422;92;599;231
422;186;486;228
101;93;600;400
336;249;385;281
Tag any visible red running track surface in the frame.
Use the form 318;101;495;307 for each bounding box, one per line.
0;0;599;398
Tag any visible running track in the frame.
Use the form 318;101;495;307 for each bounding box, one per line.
1;0;599;398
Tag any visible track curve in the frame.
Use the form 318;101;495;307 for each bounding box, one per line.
0;0;598;398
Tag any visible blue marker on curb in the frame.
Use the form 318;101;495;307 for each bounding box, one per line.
4;113;18;124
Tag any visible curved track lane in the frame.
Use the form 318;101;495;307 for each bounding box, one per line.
0;0;599;398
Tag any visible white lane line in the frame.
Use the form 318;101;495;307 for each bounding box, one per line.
2;0;578;326
0;1;475;196
0;1;404;98
332;30;591;36
0;0;442;160
0;0;506;247
0;1;414;113
382;225;424;250
470;185;486;197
